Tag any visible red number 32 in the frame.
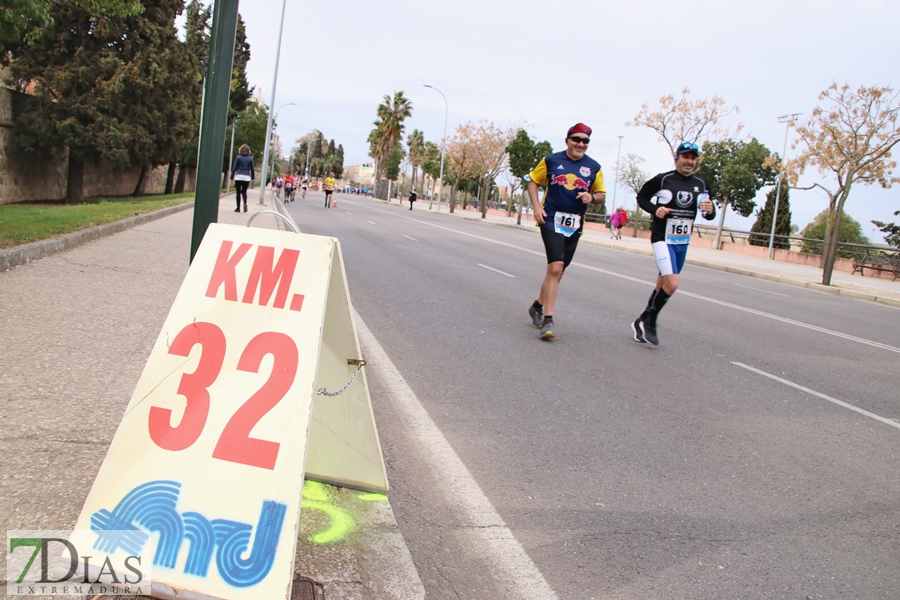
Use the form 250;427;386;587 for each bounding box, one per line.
148;322;298;470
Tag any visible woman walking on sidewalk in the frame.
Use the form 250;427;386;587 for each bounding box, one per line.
610;206;628;239
230;144;255;212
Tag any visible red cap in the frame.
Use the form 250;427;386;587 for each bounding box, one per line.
567;123;592;138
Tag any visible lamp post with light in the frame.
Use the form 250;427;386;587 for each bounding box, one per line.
612;135;623;213
423;85;448;211
256;0;289;205
267;102;296;190
768;113;802;259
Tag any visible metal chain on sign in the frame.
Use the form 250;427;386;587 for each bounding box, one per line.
316;360;366;397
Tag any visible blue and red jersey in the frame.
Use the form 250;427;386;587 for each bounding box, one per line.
529;151;605;231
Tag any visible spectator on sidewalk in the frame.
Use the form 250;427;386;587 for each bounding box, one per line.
610;207;628;240
230;144;255;213
409;188;417;210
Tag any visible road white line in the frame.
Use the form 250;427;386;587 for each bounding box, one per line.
346;211;353;215
478;263;515;278
371;210;900;355
733;283;790;297
680;291;900;354
367;220;376;225
354;310;559;600
732;362;900;431
593;251;622;259
402;235;418;242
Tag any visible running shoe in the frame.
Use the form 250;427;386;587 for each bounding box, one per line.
528;305;543;328
631;318;646;343
642;315;659;345
539;319;554;340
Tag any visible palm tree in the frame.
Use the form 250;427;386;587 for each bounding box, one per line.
368;123;390;192
407;129;425;192
373;91;412;198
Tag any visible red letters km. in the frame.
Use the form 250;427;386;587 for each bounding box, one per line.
205;240;302;311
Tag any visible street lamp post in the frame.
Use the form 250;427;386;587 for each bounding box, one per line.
267;102;297;192
423;85;448;211
612;135;623;213
768;113;802;260
257;0;288;205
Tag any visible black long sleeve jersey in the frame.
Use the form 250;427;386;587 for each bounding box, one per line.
636;170;717;244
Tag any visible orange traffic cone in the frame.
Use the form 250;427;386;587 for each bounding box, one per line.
332;200;337;208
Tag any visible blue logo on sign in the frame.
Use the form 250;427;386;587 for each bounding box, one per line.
90;480;286;587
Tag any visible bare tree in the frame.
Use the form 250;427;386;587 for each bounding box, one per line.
617;153;649;199
787;83;900;285
630;87;743;154
449;120;518;219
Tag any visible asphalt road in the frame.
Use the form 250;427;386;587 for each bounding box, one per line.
287;192;900;600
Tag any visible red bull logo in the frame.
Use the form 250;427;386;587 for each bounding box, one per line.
550;173;590;191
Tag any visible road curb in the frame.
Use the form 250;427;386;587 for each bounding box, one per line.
0;201;193;272
431;207;900;309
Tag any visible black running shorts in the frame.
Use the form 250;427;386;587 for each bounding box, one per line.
540;225;580;268
324;189;333;196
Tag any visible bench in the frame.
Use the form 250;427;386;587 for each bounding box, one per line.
851;252;900;281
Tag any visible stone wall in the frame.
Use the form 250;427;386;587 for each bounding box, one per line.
0;86;196;204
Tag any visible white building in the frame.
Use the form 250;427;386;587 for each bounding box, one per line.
343;163;375;187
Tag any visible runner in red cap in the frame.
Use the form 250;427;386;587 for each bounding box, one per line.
526;123;606;340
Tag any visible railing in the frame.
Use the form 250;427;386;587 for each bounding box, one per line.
582;213;898;262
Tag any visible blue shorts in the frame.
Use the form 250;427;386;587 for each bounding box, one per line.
652;241;688;276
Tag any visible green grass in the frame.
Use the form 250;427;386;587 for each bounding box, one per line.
0;192;195;249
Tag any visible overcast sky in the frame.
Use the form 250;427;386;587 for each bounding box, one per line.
206;0;899;239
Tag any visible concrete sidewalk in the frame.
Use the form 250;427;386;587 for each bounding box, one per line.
0;193;425;599
387;196;900;308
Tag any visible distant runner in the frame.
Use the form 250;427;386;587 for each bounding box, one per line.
527;123;606;340
301;177;308;198
284;174;294;202
630;142;717;346
324;171;336;208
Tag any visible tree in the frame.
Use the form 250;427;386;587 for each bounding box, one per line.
788;83;900;285
370;91;412;198
292;129;323;175
7;0;195;202
119;0;198;197
695;138;777;249
407;129;426;191
630;87;742;155
749;182;793;249
334;144;345;178
367;124;390;189
228;16;253;116
506;129;552;223
173;0;209;193
872;211;900;248
445;128;476;213
223;101;269;168
422;140;455;205
617;153;649;198
1;0;142;58
448;120;517;218
616;152;650;216
383;142;404;183
801;210;869;258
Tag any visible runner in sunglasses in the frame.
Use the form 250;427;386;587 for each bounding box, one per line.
527;123;606;340
631;142;716;346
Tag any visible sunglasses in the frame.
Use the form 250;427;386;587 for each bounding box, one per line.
677;142;699;154
569;136;590;145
